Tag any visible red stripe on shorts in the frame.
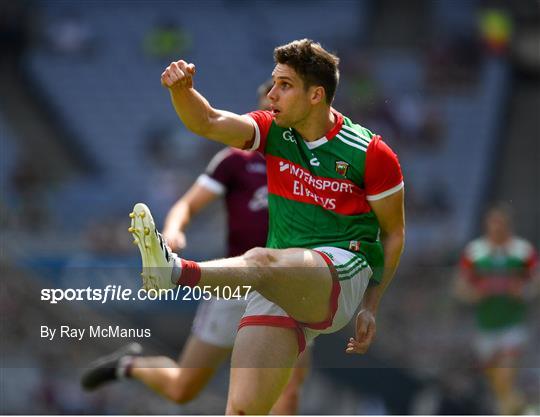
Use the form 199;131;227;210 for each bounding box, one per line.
301;250;341;330
238;315;306;354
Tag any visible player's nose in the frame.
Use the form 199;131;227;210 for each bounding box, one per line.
267;85;278;102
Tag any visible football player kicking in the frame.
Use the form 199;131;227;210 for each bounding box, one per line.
82;81;309;414
116;39;404;414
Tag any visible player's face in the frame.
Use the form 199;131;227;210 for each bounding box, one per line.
267;64;312;128
485;210;511;241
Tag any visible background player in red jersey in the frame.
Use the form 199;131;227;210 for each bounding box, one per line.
82;81;309;414
129;39;405;414
454;204;538;414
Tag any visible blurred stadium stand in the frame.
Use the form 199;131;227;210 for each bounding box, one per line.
0;114;19;204
19;0;511;255
1;0;539;414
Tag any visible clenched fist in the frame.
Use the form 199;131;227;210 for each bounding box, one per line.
162;229;187;253
161;60;196;89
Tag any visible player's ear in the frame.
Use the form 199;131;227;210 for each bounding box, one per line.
310;86;325;105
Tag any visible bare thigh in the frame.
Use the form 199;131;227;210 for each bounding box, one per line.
226;325;299;415
199;248;333;325
255;248;333;323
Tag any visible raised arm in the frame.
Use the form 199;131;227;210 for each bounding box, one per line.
161;60;255;149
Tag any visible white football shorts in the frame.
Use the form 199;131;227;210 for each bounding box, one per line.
239;246;372;353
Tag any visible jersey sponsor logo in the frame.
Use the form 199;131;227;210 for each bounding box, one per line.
246;162;266;174
293;180;336;210
266;155;371;215
310;157;320;167
248;186;268;211
280;159;354;193
473;276;526;295
335;161;349;176
282;130;297;143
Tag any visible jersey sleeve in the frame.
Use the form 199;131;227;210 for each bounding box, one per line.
195;148;235;195
459;247;477;283
364;136;404;200
243;110;273;154
524;243;538;280
460;251;473;270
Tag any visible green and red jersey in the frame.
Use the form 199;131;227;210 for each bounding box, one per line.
246;109;403;282
460;237;538;330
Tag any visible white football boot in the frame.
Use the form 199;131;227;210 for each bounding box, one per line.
129;203;180;291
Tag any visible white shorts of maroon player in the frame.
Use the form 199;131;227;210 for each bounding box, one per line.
192;298;248;348
239;246;372;353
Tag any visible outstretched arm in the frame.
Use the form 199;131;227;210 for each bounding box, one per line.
161;60;255;149
346;189;405;354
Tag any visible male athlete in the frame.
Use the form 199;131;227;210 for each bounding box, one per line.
455;204;538;414
81;81;309;414
130;39;405;414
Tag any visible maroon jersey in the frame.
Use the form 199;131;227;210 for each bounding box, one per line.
196;148;268;257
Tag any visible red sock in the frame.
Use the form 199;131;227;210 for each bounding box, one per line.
176;259;201;287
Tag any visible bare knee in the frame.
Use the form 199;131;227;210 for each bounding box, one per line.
271;370;306;414
167;379;200;404
227;393;265;415
243;247;277;268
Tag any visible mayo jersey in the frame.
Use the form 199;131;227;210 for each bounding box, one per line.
247;109;403;281
461;237;538;330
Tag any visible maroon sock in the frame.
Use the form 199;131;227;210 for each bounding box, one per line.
118;355;136;379
176;259;201;287
124;357;135;378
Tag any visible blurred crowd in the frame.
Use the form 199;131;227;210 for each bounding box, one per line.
1;0;539;414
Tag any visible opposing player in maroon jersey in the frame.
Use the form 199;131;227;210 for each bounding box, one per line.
128;39;404;414
82;81;309;414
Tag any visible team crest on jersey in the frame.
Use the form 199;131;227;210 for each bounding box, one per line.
335;161;349;176
349;240;361;252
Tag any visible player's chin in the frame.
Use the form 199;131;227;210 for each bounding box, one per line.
273;115;290;128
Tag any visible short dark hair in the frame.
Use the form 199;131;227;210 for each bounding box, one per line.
486;202;513;220
274;39;340;104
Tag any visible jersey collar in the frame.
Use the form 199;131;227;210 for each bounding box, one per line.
326;108;344;140
303;108;344;150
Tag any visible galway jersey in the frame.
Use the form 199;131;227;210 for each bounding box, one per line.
460;237;538;330
246;109;403;282
197;148;268;257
